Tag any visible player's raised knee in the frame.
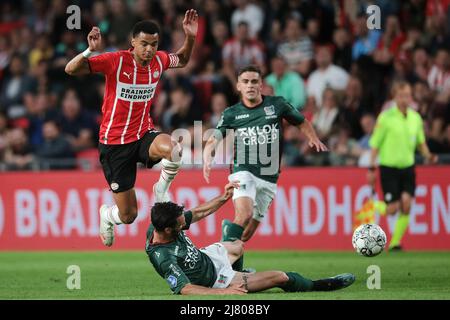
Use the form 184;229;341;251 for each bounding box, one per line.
120;207;138;224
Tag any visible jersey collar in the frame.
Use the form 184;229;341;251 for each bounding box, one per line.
241;95;265;109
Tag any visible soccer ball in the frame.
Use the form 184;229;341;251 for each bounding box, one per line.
352;224;387;257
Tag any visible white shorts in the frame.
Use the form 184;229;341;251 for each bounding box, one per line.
228;171;277;222
200;243;236;289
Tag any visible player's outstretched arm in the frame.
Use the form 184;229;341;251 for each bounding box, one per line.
190;181;239;223
65;27;102;76
171;9;198;68
203;135;219;183
180;283;247;295
298;119;328;152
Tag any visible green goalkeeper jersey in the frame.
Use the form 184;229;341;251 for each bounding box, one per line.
215;95;305;183
145;211;216;294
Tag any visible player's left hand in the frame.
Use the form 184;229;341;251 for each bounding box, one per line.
182;9;198;37
308;138;328;152
223;181;240;201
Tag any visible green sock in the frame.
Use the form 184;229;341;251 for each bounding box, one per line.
280;272;314;292
221;219;244;241
222;220;245;271
390;213;409;248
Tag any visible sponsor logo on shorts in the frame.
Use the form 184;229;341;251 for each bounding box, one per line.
110;183;119;191
167;275;177;288
217;274;228;284
385;193;392;202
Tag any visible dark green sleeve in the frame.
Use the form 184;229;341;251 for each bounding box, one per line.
280;97;305;125
214;111;231;139
182;211;193;230
159;258;191;294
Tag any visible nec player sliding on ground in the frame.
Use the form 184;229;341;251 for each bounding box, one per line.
65;10;198;247
203;65;327;271
146;183;355;295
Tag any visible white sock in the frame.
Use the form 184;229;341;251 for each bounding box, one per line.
106;205;123;225
156;158;181;193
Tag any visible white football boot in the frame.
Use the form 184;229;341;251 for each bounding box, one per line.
99;204;115;247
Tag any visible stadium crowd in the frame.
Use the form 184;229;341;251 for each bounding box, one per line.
0;0;449;171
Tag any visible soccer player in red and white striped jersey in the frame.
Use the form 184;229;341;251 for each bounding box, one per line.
65;10;198;247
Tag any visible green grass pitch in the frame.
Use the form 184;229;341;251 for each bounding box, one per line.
1;251;449;300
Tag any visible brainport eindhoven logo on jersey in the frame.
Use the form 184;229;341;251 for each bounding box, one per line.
117;82;157;102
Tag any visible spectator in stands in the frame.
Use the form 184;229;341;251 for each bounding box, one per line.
276;15;313;77
427;48;450;104
328;126;361;166
222;21;265;88
230;0;264;39
92;0;111;35
412;47;431;82
36;119;74;169
0;55;32;119
209;92;228;128
337;76;365;139
373;15;406;65
3;127;34;170
28;34;53;69
209;20;230;72
264;55;306;109
413;80;434;121
307;46;349;106
442;124;450;154
312;88;340;141
56;89;98;152
357;113;376;167
352;14;382;61
108;0;137;48
26;92;54;148
332;28;352;72
162;87;196;132
0;111;8;163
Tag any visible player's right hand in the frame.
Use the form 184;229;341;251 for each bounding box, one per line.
223;181;240;200
203;160;212;183
87;27;102;51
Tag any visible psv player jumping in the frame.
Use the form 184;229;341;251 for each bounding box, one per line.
65;10;198;247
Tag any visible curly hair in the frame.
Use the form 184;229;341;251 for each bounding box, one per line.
151;202;184;231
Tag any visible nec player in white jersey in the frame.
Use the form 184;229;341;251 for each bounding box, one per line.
65;10;198;247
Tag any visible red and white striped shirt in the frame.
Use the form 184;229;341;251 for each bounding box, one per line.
88;49;179;145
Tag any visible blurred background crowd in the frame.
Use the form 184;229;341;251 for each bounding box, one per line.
0;0;450;171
